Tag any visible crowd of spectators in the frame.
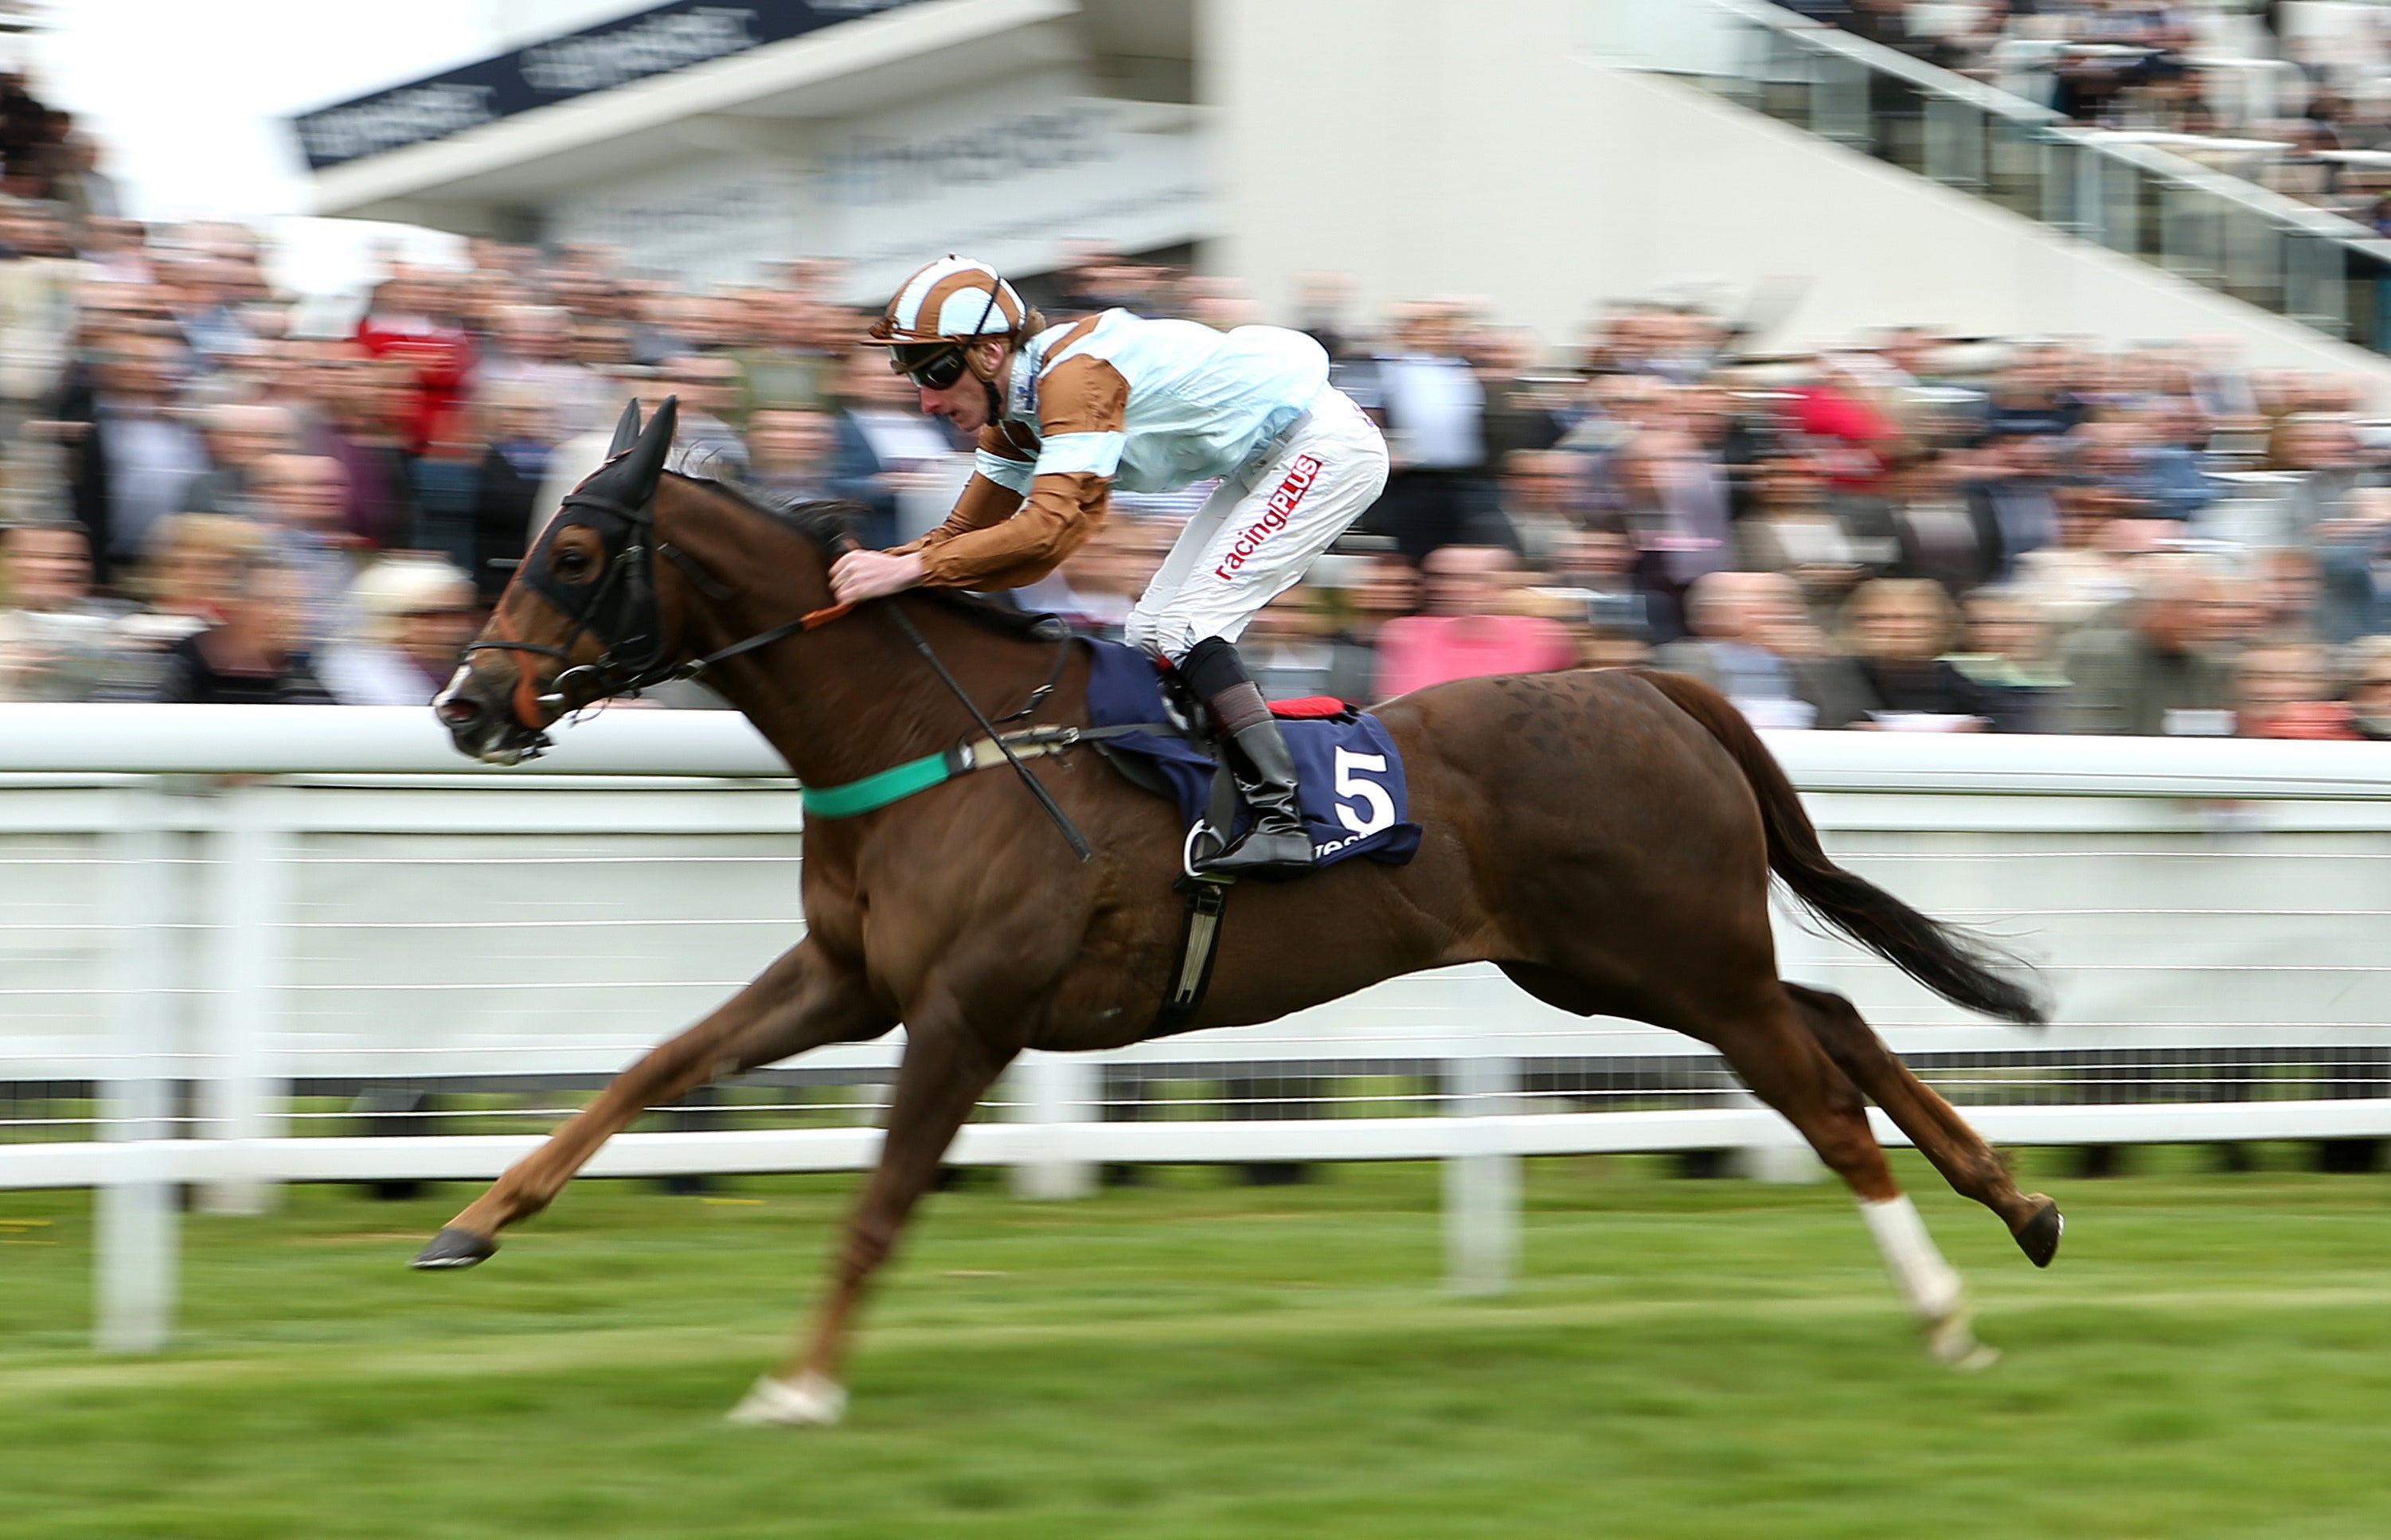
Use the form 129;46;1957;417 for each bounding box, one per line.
4;130;2391;741
1795;0;2391;231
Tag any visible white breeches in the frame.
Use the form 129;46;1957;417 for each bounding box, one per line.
1123;385;1389;663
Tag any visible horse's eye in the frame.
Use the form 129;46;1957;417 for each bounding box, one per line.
553;547;595;581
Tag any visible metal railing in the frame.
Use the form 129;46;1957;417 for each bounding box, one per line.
1612;0;2391;354
7;706;2391;1349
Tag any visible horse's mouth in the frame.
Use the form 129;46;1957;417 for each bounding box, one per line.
434;669;551;765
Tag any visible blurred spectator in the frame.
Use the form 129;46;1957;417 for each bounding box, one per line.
1960;432;2061;581
1366;301;1495;562
1497;449;1584;566
1883;451;1991;589
1651;569;1871;729
1327;553;1420;702
0;199;75;459
159;252;257;369
830;348;958;548
128;510;267;650
182;401;298;516
316;555;478;706
733;290;837;417
354;269;472;454
51;132;119;233
2309;487;2391;643
661;354;749;478
1736;454;1870;619
1790;354;1903;488
0;519;137;699
462;386;556;604
318;351;419;548
2010;486;2146;629
66;328;206;584
2233;643;2358;740
1244;584;1340;700
1842;578;2000;729
2055;557;2239;735
1616;428;1733;640
479;303;608;436
151;558;332;703
748;406;834;506
2345;638;2391;741
251;451;360;647
1372;545;1573;697
1983;348;2085;440
1944;590;2067;733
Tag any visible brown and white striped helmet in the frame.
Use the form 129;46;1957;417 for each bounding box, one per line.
868;255;1032;344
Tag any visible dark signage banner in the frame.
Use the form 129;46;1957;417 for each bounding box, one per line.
292;0;925;172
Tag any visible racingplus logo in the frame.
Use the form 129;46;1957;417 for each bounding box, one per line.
1213;455;1323;581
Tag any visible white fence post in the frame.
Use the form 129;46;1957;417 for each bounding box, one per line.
95;791;176;1354
1444;1053;1519;1296
1008;1052;1097;1200
197;785;292;1215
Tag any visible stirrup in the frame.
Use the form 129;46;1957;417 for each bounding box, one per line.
1194;821;1315;878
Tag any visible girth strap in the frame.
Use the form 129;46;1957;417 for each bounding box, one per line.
799;723;1170;819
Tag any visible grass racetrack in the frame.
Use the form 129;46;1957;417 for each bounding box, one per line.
6;1150;2390;1538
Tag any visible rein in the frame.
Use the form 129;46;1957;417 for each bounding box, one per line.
477;474;1092;857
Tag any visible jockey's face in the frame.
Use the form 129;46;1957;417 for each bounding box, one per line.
914;339;1010;434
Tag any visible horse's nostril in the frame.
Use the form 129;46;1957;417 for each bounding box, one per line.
437;696;482;729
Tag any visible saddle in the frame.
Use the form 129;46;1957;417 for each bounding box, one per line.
1075;639;1422;1032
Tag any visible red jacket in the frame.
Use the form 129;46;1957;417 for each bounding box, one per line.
355;317;475;454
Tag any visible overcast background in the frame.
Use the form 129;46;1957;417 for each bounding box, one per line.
22;0;544;289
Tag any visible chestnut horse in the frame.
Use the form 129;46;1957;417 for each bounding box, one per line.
422;401;2061;1425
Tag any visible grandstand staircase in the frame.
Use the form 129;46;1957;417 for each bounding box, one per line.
1584;0;2391;376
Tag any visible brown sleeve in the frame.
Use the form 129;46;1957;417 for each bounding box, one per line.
912;356;1127;590
887;422;1033;556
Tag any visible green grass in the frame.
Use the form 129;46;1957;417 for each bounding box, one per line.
5;1151;2391;1538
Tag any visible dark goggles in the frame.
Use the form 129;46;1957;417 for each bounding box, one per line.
889;342;969;390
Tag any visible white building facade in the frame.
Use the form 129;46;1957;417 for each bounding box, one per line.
301;0;2391;379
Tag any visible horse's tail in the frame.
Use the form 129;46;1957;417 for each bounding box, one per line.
1637;670;2047;1026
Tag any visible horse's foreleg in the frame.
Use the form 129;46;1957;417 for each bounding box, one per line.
1784;983;2062;1267
412;938;891;1268
727;1015;1014;1427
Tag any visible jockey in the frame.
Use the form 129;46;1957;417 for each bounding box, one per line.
831;255;1391;877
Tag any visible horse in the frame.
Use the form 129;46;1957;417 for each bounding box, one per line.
422;400;2062;1425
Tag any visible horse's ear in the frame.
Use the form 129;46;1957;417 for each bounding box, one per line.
606;398;643;457
619;394;678;505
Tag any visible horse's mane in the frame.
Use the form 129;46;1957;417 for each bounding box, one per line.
665;469;1066;644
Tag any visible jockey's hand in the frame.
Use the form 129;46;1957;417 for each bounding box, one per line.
829;549;926;604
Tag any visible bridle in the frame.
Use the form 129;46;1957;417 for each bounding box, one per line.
463;474;855;758
463;449;1090;856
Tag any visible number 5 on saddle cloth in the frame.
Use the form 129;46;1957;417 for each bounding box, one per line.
1080;637;1423;874
1078;636;1421;1030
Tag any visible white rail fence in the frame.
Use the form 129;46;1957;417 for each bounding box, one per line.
6;706;2391;1350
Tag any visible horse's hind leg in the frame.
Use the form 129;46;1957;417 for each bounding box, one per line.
729;1014;1014;1428
412;937;893;1268
1784;983;2063;1268
1670;985;1996;1368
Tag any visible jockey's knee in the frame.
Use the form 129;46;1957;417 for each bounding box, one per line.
1123;614;1183;664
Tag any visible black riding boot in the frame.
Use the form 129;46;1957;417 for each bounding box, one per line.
1180;635;1315;879
1205;713;1315;877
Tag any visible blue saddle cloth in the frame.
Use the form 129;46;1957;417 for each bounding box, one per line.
1081;639;1421;869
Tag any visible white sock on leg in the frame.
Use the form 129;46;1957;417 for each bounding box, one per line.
1858;1194;1963;1323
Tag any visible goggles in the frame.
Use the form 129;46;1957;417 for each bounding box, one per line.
889;342;971;391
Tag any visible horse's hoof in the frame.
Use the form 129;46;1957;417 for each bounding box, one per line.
1926;1311;2000;1373
2013;1196;2064;1268
725;1371;846;1428
410;1226;498;1270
